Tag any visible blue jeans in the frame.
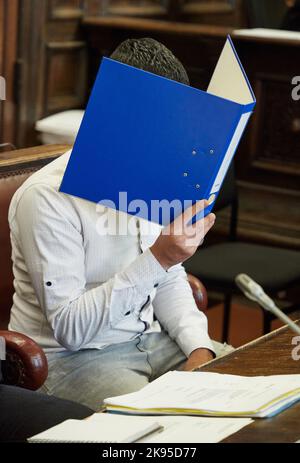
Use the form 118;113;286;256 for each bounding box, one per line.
41;331;231;411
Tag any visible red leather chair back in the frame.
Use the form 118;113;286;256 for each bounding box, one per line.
0;171;37;329
0;146;69;329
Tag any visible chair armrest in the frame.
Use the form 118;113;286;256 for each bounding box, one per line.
187;274;208;313
0;330;48;391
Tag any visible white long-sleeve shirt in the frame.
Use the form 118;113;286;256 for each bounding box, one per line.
8;151;215;355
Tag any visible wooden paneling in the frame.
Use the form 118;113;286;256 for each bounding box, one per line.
16;0;87;148
252;76;300;176
88;1;248;26
83;16;230;91
0;0;19;148
102;1;167;19
235;40;300;192
45;41;87;113
48;0;84;19
1;1;248;149
178;0;248;27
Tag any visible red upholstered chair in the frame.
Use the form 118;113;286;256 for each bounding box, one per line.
0;331;48;390
0;145;208;390
0;145;69;390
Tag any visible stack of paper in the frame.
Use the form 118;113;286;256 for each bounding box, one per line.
104;371;300;418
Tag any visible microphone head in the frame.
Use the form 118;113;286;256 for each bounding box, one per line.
235;273;253;294
235;273;265;303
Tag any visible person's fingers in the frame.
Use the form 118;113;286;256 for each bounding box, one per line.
185;213;216;246
197;213;216;236
189;213;216;237
174;200;209;229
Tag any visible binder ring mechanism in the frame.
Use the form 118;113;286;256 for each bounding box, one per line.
182;148;215;191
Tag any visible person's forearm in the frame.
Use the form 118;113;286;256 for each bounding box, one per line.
153;266;215;358
48;249;167;350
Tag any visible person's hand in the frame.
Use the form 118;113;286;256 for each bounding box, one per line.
150;200;216;270
182;348;214;371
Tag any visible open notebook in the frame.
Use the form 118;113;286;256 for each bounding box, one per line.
28;413;253;444
28;414;162;443
104;371;300;419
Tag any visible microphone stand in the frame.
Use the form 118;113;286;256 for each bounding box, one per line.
236;279;300;336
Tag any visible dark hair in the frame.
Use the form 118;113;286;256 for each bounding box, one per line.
110;38;190;85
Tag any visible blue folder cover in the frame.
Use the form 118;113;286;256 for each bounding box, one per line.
60;36;256;226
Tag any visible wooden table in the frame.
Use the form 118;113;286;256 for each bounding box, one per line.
199;321;300;443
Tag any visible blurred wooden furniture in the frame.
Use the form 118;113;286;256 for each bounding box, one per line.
0;0;19;149
185;165;300;340
200;320;300;443
91;0;247;26
83;16;300;254
0;1;248;150
0;1;88;149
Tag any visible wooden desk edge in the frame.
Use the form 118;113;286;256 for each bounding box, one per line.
196;321;300;372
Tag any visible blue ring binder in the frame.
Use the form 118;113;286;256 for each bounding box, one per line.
60;36;256;227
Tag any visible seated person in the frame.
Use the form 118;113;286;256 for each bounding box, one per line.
8;38;229;411
0;359;92;442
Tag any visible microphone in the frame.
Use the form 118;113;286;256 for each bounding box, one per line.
235;273;300;336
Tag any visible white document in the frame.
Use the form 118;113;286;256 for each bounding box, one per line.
205;36;255;195
134;416;252;443
207;37;254;105
104;371;300;418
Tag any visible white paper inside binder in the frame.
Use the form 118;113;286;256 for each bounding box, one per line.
207;37;255;105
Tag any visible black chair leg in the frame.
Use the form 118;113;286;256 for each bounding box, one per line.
263;310;273;335
222;293;232;343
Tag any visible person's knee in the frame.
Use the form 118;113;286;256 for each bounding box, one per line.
43;367;150;411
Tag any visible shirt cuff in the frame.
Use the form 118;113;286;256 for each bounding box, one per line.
175;327;216;358
122;248;167;293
